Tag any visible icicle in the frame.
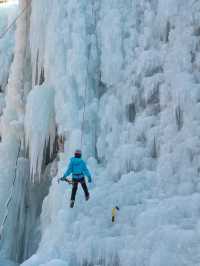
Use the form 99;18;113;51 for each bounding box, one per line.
25;84;55;182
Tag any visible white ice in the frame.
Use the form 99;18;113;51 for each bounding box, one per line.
1;0;200;266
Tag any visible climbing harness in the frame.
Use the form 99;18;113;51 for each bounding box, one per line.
0;1;31;40
0;140;21;240
112;206;120;223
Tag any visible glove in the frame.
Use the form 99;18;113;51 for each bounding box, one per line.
66;178;73;185
60;177;66;181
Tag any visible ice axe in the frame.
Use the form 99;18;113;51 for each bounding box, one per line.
57;177;73;185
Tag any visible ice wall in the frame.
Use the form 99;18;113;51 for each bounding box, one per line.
0;1;54;263
0;1;17;135
20;0;200;265
0;0;31;263
1;0;200;265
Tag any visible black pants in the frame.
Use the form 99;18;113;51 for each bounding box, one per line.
71;177;89;201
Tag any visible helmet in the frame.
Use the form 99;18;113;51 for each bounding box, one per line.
74;149;82;157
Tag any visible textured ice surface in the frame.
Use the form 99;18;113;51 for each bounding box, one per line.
20;0;200;265
0;258;18;266
0;0;30;263
1;0;200;265
25;85;55;180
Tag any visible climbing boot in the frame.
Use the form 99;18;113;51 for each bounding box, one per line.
85;194;90;201
70;200;75;208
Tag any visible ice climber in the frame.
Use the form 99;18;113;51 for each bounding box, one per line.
60;149;92;208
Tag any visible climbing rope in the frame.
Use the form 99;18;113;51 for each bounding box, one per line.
80;74;87;148
80;57;89;149
0;1;31;40
0;140;21;240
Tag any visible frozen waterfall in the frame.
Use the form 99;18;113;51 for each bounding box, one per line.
0;0;200;266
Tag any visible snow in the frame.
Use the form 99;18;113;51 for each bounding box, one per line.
0;0;200;265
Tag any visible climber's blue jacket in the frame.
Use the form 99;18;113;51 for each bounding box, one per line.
63;157;92;182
